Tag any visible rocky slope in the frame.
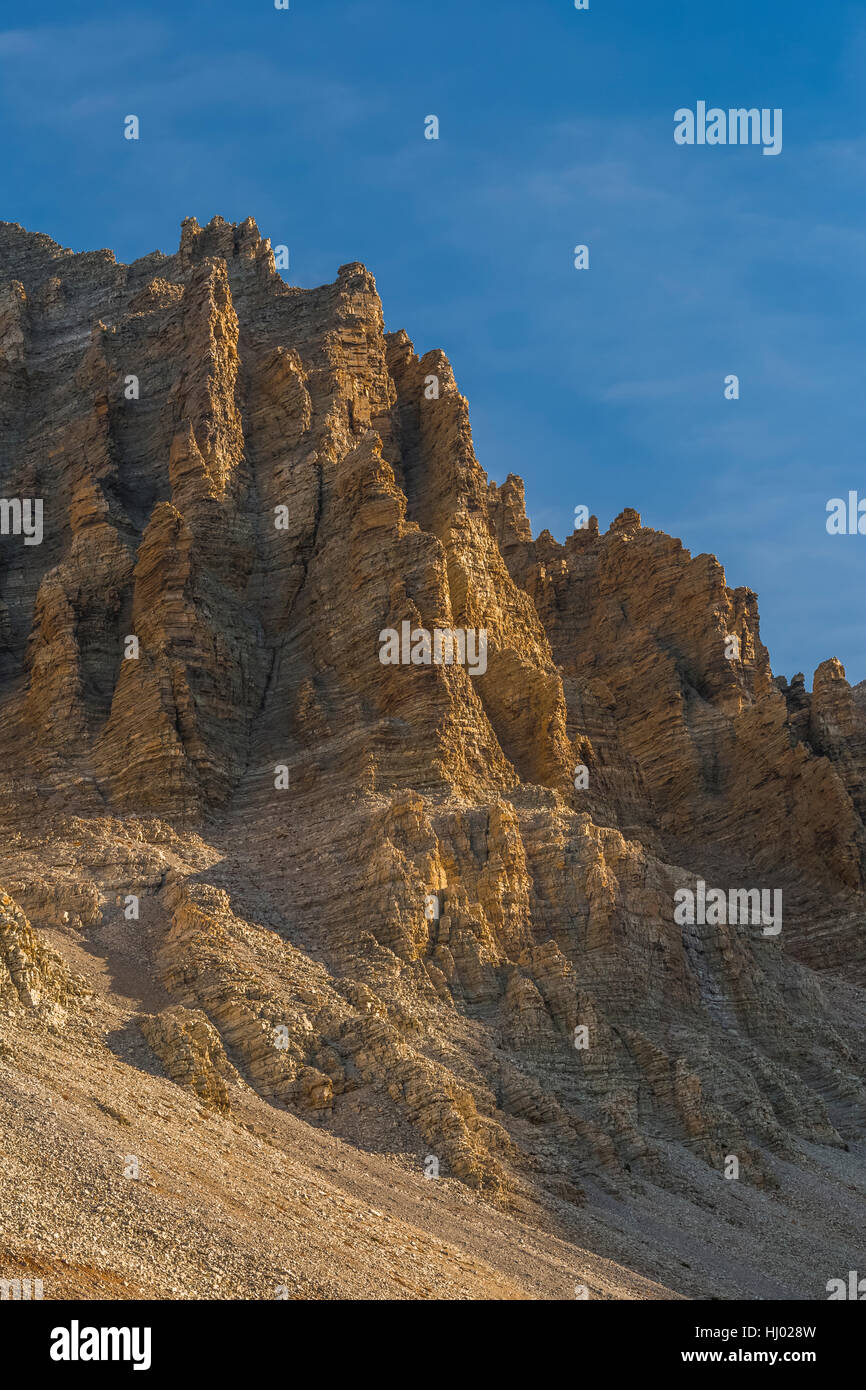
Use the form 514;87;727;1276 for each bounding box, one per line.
1;215;866;1300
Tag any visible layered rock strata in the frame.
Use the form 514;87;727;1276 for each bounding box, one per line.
2;216;866;1298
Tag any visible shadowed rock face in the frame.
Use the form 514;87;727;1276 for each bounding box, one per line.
2;215;866;1299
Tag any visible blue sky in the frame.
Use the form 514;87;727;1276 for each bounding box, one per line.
2;0;864;682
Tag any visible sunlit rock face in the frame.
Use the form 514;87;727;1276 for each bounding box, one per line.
1;216;866;1300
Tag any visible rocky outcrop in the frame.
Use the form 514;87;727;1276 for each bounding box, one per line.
0;889;86;1020
3;217;866;1296
138;1005;236;1113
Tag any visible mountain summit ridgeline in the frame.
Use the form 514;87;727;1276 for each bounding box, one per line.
2;216;866;1300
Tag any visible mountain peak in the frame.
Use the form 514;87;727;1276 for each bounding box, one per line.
1;220;865;1299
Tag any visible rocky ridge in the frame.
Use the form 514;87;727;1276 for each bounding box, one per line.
1;216;866;1299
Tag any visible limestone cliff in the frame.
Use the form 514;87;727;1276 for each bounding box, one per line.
2;216;866;1299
